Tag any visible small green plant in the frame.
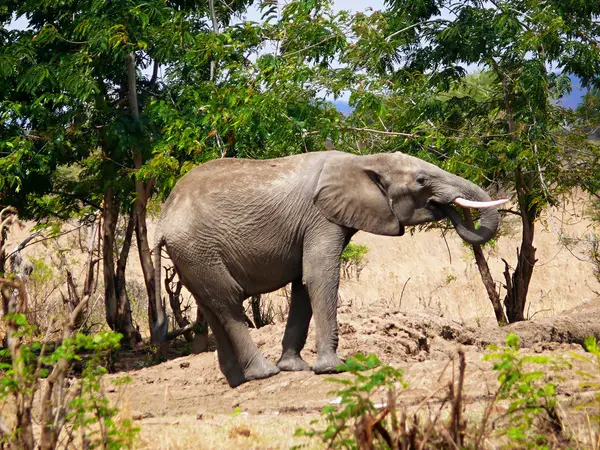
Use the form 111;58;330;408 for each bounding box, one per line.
0;276;139;449
571;336;600;422
64;333;139;449
341;243;370;265
445;273;457;284
340;243;369;280
295;353;407;449
483;333;565;448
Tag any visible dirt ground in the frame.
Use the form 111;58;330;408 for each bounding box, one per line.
107;298;600;449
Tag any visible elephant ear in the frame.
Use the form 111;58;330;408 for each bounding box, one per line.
313;154;401;236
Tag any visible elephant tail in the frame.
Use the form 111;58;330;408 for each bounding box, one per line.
151;236;168;344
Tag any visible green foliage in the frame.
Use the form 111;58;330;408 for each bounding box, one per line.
2;0;600;333
444;273;457;283
28;256;54;287
571;336;600;422
295;353;407;449
0;313;138;449
484;333;566;448
337;0;600;322
340;243;369;266
66;349;139;449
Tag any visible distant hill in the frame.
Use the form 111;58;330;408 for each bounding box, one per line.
558;74;589;109
332;74;589;115
331;99;353;115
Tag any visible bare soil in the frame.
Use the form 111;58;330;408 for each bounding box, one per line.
108;299;600;449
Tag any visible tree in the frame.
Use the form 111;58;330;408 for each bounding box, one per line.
336;0;600;323
0;0;208;344
1;0;351;343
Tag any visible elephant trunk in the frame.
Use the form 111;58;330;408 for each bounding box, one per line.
439;176;503;245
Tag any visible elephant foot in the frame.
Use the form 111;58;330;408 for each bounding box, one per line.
244;356;281;382
313;353;345;374
277;353;311;372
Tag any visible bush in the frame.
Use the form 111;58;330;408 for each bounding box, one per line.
295;353;408;449
296;334;586;450
341;243;369;280
483;333;566;448
0;276;139;449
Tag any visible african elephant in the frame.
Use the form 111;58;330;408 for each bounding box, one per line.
153;150;506;387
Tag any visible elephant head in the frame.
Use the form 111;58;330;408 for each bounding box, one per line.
313;152;506;245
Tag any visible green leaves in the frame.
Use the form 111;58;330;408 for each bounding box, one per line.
340;243;369;265
296;353;407;449
484;334;569;448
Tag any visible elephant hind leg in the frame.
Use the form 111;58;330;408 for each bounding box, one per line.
181;262;280;386
277;279;311;371
195;301;245;388
220;301;280;382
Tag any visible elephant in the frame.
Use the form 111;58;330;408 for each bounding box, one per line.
152;150;506;387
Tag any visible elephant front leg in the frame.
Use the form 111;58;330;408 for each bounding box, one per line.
303;232;346;374
277;280;312;371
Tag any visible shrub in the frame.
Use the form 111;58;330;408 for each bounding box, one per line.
296;335;578;450
295;353;407;449
483;333;566;448
0;276;139;449
341;243;369;280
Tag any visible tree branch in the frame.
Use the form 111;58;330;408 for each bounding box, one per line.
126;53;140;121
209;0;219;82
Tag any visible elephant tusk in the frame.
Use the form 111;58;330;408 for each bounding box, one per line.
453;197;508;209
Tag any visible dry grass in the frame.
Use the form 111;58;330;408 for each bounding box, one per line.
135;413;319;449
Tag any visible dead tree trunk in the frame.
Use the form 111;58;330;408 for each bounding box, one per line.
464;210;508;325
165;267;193;342
63;214;102;329
164;266;209;353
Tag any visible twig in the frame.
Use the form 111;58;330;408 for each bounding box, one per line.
166;323;195;341
527;308;551;321
449;350;466;446
385;22;421;41
5;221;92;260
341;126;418;138
283;36;337;59
442;230;453;264
398;277;411;309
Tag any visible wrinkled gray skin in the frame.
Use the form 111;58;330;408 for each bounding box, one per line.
154;151;501;387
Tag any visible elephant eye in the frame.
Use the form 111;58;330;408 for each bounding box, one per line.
415;175;428;186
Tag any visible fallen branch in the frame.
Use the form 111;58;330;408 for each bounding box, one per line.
166;323;195;341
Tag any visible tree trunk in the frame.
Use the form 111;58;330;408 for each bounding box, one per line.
115;208;140;345
165;267;193;342
503;170;538;322
103;186;119;330
102;188;141;347
464;210;508;325
126;52;164;342
251;295;267;328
